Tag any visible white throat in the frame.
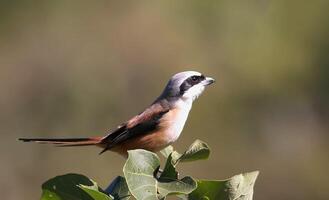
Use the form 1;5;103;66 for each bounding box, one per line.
182;84;205;101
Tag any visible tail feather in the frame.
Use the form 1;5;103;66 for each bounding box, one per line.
18;137;102;147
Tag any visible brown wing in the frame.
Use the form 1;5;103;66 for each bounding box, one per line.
99;100;170;154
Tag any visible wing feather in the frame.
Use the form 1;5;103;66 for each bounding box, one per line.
99;100;170;153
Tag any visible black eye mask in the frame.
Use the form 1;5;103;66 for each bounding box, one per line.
179;75;205;95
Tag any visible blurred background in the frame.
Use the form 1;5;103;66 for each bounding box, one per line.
1;0;328;199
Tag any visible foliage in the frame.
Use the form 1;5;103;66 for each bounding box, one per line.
189;171;259;200
40;140;258;200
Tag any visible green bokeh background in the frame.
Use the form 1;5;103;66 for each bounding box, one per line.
1;1;328;199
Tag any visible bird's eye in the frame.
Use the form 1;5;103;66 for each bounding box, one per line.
191;76;199;82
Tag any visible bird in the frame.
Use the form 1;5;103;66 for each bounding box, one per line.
19;71;215;157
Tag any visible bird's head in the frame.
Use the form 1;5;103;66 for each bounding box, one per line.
160;71;215;102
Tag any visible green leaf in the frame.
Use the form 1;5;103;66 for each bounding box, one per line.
79;183;113;200
189;171;259;200
161;140;210;166
123;149;197;200
159;154;178;180
105;176;130;200
158;176;197;197
174;139;210;164
123;149;159;200
41;189;61;200
41;173;112;200
158;154;197;198
160;145;174;158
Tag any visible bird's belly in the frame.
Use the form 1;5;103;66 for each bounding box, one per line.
111;107;190;157
110;130;173;157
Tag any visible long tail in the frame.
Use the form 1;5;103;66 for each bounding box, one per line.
18;137;102;147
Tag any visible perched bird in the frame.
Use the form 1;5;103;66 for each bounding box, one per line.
19;71;215;157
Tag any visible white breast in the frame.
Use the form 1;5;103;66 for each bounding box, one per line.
161;99;192;143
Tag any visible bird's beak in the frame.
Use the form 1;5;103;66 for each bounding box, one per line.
203;77;215;86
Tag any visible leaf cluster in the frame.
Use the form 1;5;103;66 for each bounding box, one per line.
40;140;258;200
